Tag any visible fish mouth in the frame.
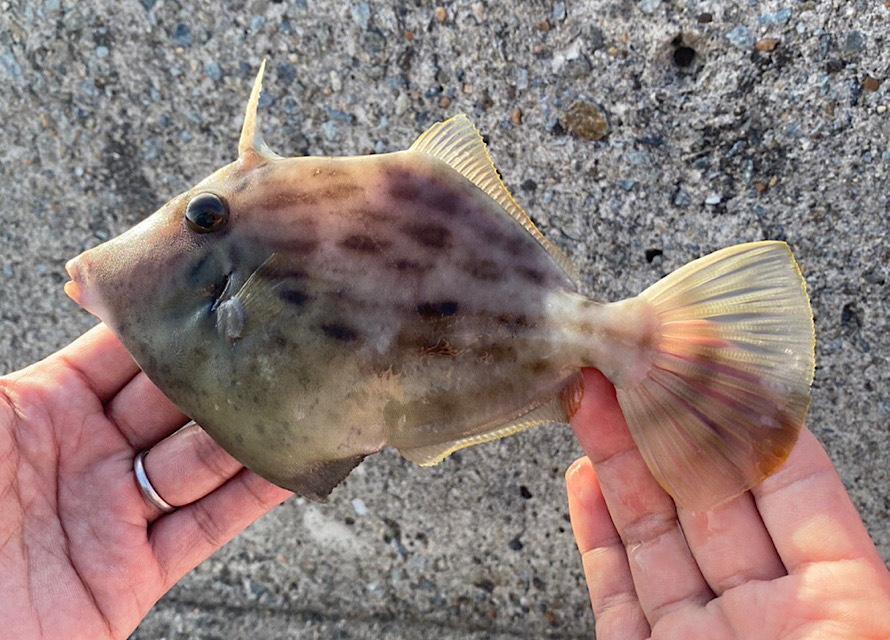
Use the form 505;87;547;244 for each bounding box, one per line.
64;258;86;305
64;255;109;320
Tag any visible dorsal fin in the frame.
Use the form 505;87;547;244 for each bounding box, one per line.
410;115;580;285
238;59;280;161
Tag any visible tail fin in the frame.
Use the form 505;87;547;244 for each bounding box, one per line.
616;241;815;511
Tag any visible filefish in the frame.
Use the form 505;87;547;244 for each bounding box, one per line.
64;62;815;510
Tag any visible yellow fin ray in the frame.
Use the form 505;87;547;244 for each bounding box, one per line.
410;114;580;286
399;375;582;466
616;241;815;511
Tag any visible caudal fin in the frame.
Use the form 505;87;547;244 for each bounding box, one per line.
616;241;815;511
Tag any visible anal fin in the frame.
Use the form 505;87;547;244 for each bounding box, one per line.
399;374;583;466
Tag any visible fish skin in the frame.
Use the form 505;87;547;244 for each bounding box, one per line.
64;64;815;508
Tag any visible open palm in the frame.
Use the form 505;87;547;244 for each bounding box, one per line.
566;369;890;640
0;325;291;639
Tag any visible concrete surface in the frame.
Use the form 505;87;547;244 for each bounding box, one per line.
1;0;888;637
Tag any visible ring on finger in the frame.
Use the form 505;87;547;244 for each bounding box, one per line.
134;449;177;513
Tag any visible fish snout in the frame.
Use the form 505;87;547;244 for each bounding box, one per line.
64;253;108;319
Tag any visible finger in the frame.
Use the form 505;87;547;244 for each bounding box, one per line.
150;469;291;587
752;428;886;573
571;368;713;625
567;457;650;640
106;372;188;449
677;492;786;594
139;423;242;520
51;324;139;401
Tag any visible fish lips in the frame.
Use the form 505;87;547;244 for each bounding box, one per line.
64;253;110;321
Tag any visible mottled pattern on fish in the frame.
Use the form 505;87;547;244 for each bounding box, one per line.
65;62;815;509
117;151;586;491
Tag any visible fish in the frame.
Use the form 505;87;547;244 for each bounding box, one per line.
64;61;815;511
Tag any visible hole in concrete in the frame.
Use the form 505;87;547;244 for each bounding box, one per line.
673;45;696;67
645;248;663;263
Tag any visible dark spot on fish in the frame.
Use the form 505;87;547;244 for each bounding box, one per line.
526;360;550;375
279;289;311;307
518;266;546;285
321;322;359;342
401;222;450;249
499;233;537;257
254;422;267;435
464;258;502;281
420;180;462;213
416;300;459;318
388;173;422;202
434;395;458;416
497;313;530;328
271;332;289;349
284;237;320;255
340;234;390;254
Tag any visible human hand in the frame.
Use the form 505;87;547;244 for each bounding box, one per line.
0;324;292;639
565;369;890;639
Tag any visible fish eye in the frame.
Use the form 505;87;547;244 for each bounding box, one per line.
185;193;229;233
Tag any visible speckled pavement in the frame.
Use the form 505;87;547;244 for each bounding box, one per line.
1;1;887;638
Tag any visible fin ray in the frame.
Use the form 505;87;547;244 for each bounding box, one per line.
410;114;580;286
616;241;815;511
400;374;582;466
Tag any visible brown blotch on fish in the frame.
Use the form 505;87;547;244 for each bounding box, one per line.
416;300;459;319
525;360;551;375
272;237;319;255
518;266;546;285
496;313;531;328
386;168;422;201
278;289;311;308
321;322;359;342
340;234;390;254
418;179;463;213
401;222;451;249
463;258;503;282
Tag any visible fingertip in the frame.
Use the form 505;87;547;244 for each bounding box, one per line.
566;456;602;511
571;368;632;462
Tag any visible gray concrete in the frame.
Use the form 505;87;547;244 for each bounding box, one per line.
1;0;888;637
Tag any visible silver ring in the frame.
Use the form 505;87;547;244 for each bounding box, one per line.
134;450;176;513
